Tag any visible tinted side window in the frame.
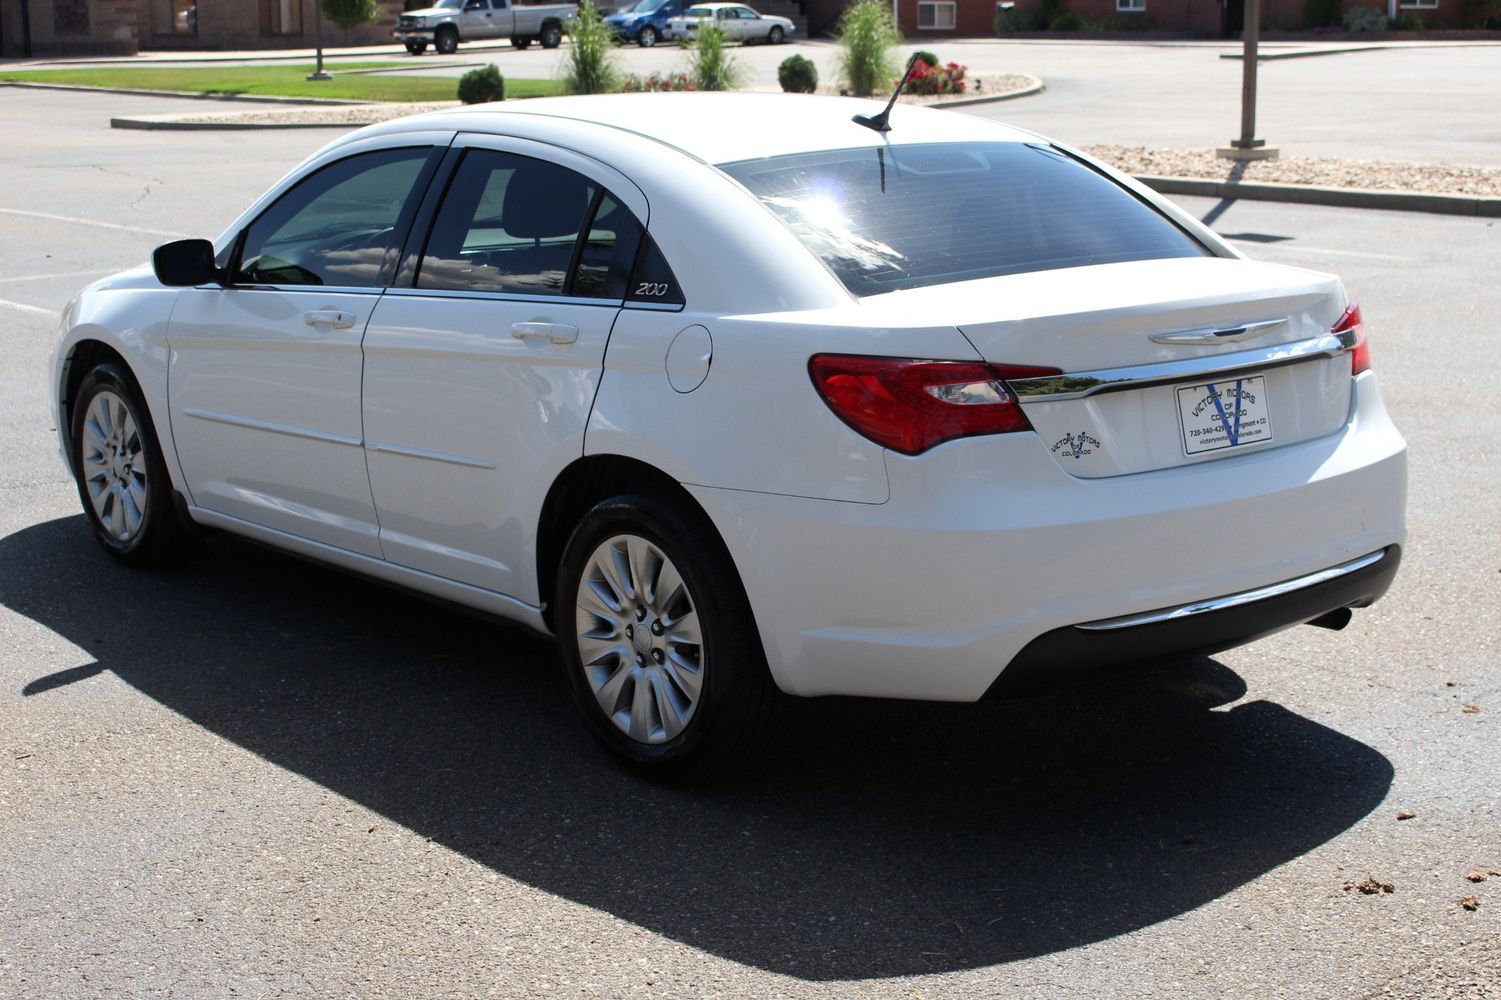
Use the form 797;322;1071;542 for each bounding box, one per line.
626;234;685;307
418;150;598;297
571;194;644;300
236;148;431;288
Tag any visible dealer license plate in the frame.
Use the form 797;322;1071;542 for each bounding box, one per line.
1176;375;1273;456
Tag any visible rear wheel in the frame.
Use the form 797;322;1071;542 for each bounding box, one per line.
768;24;784;43
435;26;459;54
511;34;532;48
638;25;658;46
540;22;563;48
404;39;428;54
555;493;776;776
69;363;187;566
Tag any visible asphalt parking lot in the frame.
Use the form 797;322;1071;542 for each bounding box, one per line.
1;87;1498;999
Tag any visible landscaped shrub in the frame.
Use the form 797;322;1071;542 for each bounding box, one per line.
1342;5;1385;29
1302;0;1342;27
562;0;621;95
1462;0;1501;27
457;64;505;103
905;58;967;96
777;54;819;93
1388;10;1425;28
321;0;380;30
622;71;695;91
837;0;902;97
1048;10;1083;29
913;49;940;66
1099;12;1157;28
689;22;743;91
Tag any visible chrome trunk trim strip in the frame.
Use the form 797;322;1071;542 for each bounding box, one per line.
1009;330;1356;402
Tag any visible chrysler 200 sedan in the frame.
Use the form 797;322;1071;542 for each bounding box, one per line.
51;94;1406;773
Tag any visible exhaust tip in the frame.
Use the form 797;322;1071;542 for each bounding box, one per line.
1307;607;1354;631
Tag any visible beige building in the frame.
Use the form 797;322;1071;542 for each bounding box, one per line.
1;0;410;56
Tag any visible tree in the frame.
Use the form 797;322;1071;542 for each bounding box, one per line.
321;0;381;31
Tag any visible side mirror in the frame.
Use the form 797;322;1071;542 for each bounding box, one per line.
152;238;219;286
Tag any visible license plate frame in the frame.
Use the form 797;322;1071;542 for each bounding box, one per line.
1176;374;1274;456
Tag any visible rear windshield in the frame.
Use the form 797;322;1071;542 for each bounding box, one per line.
718;142;1208;296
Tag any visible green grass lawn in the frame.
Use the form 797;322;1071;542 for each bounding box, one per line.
0;65;566;102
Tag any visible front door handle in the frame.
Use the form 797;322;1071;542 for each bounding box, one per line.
304;309;356;330
511;321;578;345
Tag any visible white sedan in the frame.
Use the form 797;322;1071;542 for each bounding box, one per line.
665;2;792;43
51;94;1405;774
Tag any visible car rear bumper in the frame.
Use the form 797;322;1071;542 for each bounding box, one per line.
985;544;1400;695
688;370;1406;701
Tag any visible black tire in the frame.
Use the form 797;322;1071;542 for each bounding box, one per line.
510;34;532;49
768;24;784;43
638;24;658;46
435;26;459;54
69;363;187;567
404;40;428;54
555;492;777;777
540;22;563;48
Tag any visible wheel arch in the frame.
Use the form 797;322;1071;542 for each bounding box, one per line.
535;454;726;634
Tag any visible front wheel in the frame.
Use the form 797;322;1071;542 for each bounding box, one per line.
404;39;428;54
434;26;459;54
768;24;784;43
69;363;187;566
638;25;658;46
510;34;532;49
540;22;563;48
555;493;776;776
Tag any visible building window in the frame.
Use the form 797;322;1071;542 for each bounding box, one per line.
1397;0;1436;7
151;0;199;35
261;0;305;34
917;1;957;28
54;0;91;34
1116;0;1146;9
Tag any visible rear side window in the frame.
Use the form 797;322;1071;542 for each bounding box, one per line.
718;142;1208;296
417;149;640;299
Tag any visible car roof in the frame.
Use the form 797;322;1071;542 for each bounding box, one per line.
375;93;1042;167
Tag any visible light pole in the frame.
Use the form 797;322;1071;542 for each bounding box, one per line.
1217;0;1277;161
308;1;332;81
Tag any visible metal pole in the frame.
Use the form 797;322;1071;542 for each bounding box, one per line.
1218;0;1276;160
1235;0;1261;148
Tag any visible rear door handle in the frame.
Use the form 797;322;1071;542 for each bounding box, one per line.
511;322;578;345
304;309;356;330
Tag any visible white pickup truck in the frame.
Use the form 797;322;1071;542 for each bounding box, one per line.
395;0;577;54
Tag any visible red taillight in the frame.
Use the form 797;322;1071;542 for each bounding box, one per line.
808;354;1061;455
1334;301;1371;375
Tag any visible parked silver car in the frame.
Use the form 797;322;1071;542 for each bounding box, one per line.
666;2;792;43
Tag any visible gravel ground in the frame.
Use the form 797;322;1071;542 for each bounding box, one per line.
1086;144;1501;197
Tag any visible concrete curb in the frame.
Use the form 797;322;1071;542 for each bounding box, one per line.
927;76;1044;108
1220;40;1501;60
110;115;369;130
1;80;368;105
1137;174;1501;218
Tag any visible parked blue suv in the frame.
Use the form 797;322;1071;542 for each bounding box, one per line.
604;0;692;46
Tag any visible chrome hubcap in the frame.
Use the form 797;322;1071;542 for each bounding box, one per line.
575;534;704;744
80;390;147;543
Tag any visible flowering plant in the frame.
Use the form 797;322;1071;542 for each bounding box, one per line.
904;58;967;96
621;71;696;92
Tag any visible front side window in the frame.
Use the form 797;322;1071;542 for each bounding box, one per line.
719;142;1208;296
235;148;432;288
417;149;641;298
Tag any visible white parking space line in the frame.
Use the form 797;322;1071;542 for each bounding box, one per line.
0;268;115;284
0;208;187;239
0;296;57;318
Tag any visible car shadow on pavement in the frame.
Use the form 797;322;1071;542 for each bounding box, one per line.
4;516;1395;981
